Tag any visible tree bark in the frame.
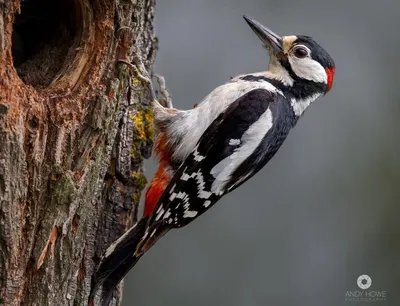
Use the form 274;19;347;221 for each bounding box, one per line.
0;0;157;305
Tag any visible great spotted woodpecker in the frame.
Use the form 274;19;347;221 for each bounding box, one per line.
91;16;335;305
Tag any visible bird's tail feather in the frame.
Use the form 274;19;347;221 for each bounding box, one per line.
90;217;149;305
100;254;142;306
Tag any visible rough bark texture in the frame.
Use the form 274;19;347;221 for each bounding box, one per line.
0;0;157;305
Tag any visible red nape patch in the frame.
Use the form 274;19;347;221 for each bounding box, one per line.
325;67;335;92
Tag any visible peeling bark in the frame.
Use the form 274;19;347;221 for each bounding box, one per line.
0;0;157;305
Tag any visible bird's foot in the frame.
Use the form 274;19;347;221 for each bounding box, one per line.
117;58;172;108
153;74;173;108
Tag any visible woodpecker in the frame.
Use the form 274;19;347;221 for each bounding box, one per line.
91;15;335;305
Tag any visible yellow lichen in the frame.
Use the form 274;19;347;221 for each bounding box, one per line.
129;106;155;146
131;77;144;96
133;191;141;203
131;171;148;190
132;77;140;88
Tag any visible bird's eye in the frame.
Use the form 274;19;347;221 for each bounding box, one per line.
293;47;309;58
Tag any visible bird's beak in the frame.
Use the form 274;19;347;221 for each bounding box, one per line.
243;16;283;54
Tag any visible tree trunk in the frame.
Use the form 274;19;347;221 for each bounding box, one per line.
0;0;157;305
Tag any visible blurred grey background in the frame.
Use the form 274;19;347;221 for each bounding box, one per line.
123;0;400;305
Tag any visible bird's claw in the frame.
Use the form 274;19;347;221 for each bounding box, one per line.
153;74;173;108
117;58;172;108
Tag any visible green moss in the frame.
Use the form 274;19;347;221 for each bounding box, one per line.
117;64;130;82
116;62;156;206
50;172;75;208
129;104;155;163
131;171;148;190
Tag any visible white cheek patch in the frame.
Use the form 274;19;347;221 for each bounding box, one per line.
288;56;328;84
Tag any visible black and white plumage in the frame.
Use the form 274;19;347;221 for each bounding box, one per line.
147;89;296;228
91;16;335;304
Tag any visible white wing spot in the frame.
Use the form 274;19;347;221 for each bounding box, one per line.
183;201;190;210
193;171;213;199
204;200;212;208
193;147;205;162
164;209;171;219
156;205;163;214
183;210;198;218
229;139;241;146
181;173;190;181
169;183;176;193
180;194;197;218
169;192;177;201
176;192;187;199
198;190;212;199
155;208;165;221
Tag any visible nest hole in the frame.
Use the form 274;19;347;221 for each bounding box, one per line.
12;0;81;88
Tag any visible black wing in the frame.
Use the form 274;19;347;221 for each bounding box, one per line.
148;88;297;230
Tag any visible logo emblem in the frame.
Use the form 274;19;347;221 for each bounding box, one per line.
357;275;372;290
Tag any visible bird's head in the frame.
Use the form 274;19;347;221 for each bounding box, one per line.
244;16;335;95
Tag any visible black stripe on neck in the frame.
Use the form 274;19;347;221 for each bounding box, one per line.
239;74;326;101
